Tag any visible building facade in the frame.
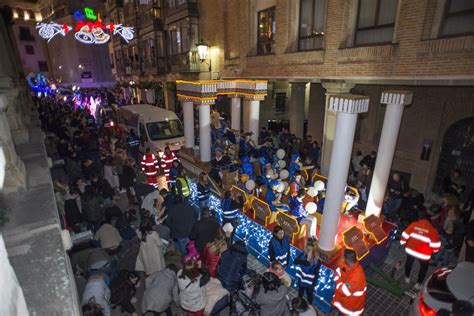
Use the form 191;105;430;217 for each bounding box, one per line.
2;1;51;77
192;0;474;197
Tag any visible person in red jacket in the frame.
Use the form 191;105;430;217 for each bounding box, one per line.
332;249;367;316
141;148;160;188
160;146;178;182
401;213;441;289
201;232;227;277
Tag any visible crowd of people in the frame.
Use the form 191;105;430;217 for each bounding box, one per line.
39;95;325;316
37;91;474;316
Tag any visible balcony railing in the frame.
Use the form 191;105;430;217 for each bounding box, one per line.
169;51;199;73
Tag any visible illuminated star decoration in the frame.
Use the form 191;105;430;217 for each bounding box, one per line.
187;180;335;313
36;22;72;43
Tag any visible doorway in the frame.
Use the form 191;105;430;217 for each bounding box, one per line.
433;117;474;194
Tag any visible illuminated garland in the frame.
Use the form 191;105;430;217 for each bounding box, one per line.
36;7;134;44
187;180;335;313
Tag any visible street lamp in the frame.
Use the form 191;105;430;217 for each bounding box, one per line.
197;39;209;61
196;39;211;75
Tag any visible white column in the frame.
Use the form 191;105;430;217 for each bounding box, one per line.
319;95;369;252
366;91;413;217
290;82;307;139
182;101;194;148
230;97;241;131
248;99;260;144
242;99;250;133
320;82;355;176
199;104;212;162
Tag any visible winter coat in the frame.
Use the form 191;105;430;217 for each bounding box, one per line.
177;269;209;312
142;268;180;313
65;157;82;180
121;165;136;187
189;216;221;255
104;164;119;189
255;284;289;316
64;196;82;227
95;223;122;249
82;195;104;223
217;242;248;292
135;231;166;275
168;201;198;239
201;243;221;278
81;275;111;316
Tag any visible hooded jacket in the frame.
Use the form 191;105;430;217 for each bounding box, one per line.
255;284;289;316
142;268;180;313
217;241;248;292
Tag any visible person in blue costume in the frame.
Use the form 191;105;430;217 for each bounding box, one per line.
291;189;308;222
239;156;254;180
239;133;257;159
274;192;291;212
259;138;274;163
197;172;211;209
289;170;303;201
268;225;291;268
289;152;302;179
168;160;179;194
293;241;321;305
265;179;279;212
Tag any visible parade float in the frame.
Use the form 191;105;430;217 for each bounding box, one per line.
175;80;410;313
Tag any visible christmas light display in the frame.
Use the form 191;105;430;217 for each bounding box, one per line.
36;7;134;44
187;180;335;313
27;72;56;96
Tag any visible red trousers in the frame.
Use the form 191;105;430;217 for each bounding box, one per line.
184;309;204;316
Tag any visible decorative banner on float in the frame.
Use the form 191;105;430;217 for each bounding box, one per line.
36;7;134;44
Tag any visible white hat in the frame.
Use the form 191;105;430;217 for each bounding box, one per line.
223;222;234;233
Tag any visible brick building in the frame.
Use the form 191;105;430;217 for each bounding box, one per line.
193;0;474;197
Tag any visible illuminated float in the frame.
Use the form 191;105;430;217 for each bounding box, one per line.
175;81;405;313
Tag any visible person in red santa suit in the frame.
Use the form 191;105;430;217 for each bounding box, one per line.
141;148;160;188
160;146;178;183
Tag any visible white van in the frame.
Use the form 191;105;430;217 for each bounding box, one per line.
116;104;185;152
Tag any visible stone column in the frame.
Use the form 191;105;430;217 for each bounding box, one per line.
247;99;261;144
319;94;369;252
182;100;195;148
290;82;307;139
0;94;26;192
230;96;241;131
307;83;325;144
320;81;355;175
199;104;212;162
366;91;413;217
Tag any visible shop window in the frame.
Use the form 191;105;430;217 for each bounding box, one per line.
25;45;35;55
257;6;276;55
355;0;398;46
299;0;326;51
440;0;474;37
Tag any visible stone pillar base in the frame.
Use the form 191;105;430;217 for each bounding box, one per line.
316;240;342;265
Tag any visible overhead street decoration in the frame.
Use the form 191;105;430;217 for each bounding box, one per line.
36;7;134;44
